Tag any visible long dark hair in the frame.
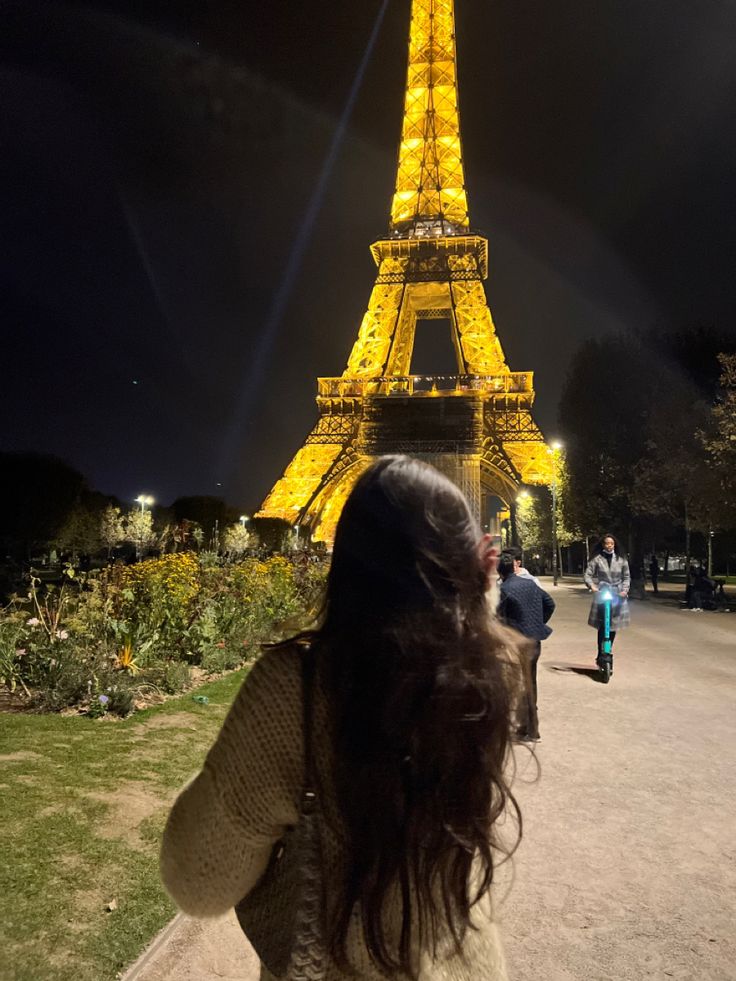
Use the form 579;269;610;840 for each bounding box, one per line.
594;532;626;558
316;456;521;976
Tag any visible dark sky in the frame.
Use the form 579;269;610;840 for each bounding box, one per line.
2;0;735;511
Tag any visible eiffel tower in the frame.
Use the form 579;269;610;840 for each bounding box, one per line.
256;0;553;543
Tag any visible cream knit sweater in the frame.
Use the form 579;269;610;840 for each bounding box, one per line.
160;644;509;980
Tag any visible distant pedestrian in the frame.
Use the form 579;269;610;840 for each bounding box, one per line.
498;553;555;742
500;545;541;586
649;555;659;594
687;565;716;611
584;533;630;671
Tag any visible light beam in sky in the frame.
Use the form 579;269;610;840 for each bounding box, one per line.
216;0;391;485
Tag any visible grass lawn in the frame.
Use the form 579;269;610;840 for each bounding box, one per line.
1;671;246;981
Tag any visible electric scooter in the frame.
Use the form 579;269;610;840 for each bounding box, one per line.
597;586;615;684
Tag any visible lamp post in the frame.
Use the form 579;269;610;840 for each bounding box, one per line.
239;515;250;528
134;495;154;560
516;490;530;565
549;442;563;586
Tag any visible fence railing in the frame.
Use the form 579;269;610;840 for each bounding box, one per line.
317;373;532;398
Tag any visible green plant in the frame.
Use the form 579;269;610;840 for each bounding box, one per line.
0;612;30;694
200;642;246;675
0;551;329;714
106;683;135;716
26;564;78;640
155;661;191;695
87;692;110;718
115;639;141;676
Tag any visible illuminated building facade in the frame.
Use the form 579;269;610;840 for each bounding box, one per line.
257;0;552;541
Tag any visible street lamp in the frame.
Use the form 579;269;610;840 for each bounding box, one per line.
134;495;154;560
549;442;563;586
135;494;154;513
239;515;250;528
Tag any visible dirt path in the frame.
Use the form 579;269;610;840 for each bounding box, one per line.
125;582;736;980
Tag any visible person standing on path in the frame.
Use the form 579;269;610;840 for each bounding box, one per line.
160;456;523;981
649;555;660;594
498;553;555;742
500;545;541;586
584;533;630;670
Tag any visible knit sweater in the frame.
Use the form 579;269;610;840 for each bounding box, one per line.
160;644;509;980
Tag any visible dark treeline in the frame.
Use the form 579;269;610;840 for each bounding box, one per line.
0;452;249;563
558;324;736;577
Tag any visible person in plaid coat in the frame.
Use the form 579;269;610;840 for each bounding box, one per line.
584;533;630;668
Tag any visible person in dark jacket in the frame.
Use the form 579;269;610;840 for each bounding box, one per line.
498;553;556;742
649;555;659;594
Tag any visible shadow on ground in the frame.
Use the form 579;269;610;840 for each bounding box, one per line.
547;664;607;684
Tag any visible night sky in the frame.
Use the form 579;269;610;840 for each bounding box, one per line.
2;0;735;511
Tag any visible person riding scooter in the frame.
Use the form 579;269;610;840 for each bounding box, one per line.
584;533;630;675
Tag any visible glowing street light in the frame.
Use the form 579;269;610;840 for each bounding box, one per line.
548;442;564;586
239;515;250;528
133;495;154;561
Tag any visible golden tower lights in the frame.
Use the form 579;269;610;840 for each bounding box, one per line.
257;0;552;542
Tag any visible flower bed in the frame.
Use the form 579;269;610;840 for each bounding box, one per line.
0;552;327;716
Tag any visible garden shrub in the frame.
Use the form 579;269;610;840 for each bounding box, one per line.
153;661;192;695
102;682;135;717
199;642;247;675
0;614;27;692
0;551;329;714
118;552;200;664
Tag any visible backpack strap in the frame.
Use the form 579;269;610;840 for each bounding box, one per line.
300;647;318;814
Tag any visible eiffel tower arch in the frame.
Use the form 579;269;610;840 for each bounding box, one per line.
256;0;553;542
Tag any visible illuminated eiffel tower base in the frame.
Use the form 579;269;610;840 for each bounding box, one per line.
256;0;553;543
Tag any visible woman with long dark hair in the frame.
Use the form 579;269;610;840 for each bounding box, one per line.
161;456;522;979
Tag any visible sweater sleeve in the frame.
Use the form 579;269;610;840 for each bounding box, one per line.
160;647;303;917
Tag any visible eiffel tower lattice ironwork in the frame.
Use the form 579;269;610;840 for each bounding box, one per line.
256;0;553;542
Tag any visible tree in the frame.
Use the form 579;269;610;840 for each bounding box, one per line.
559;334;657;545
223;523;251;559
54;505;102;559
516;488;552;571
0;453;87;558
170;497;235;545
250;517;293;553
123;510;158;560
553;454;581;569
100;505;125;558
630;391;721;580
559;330;736;560
700;354;736;528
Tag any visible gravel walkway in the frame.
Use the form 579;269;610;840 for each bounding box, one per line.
125;580;736;980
